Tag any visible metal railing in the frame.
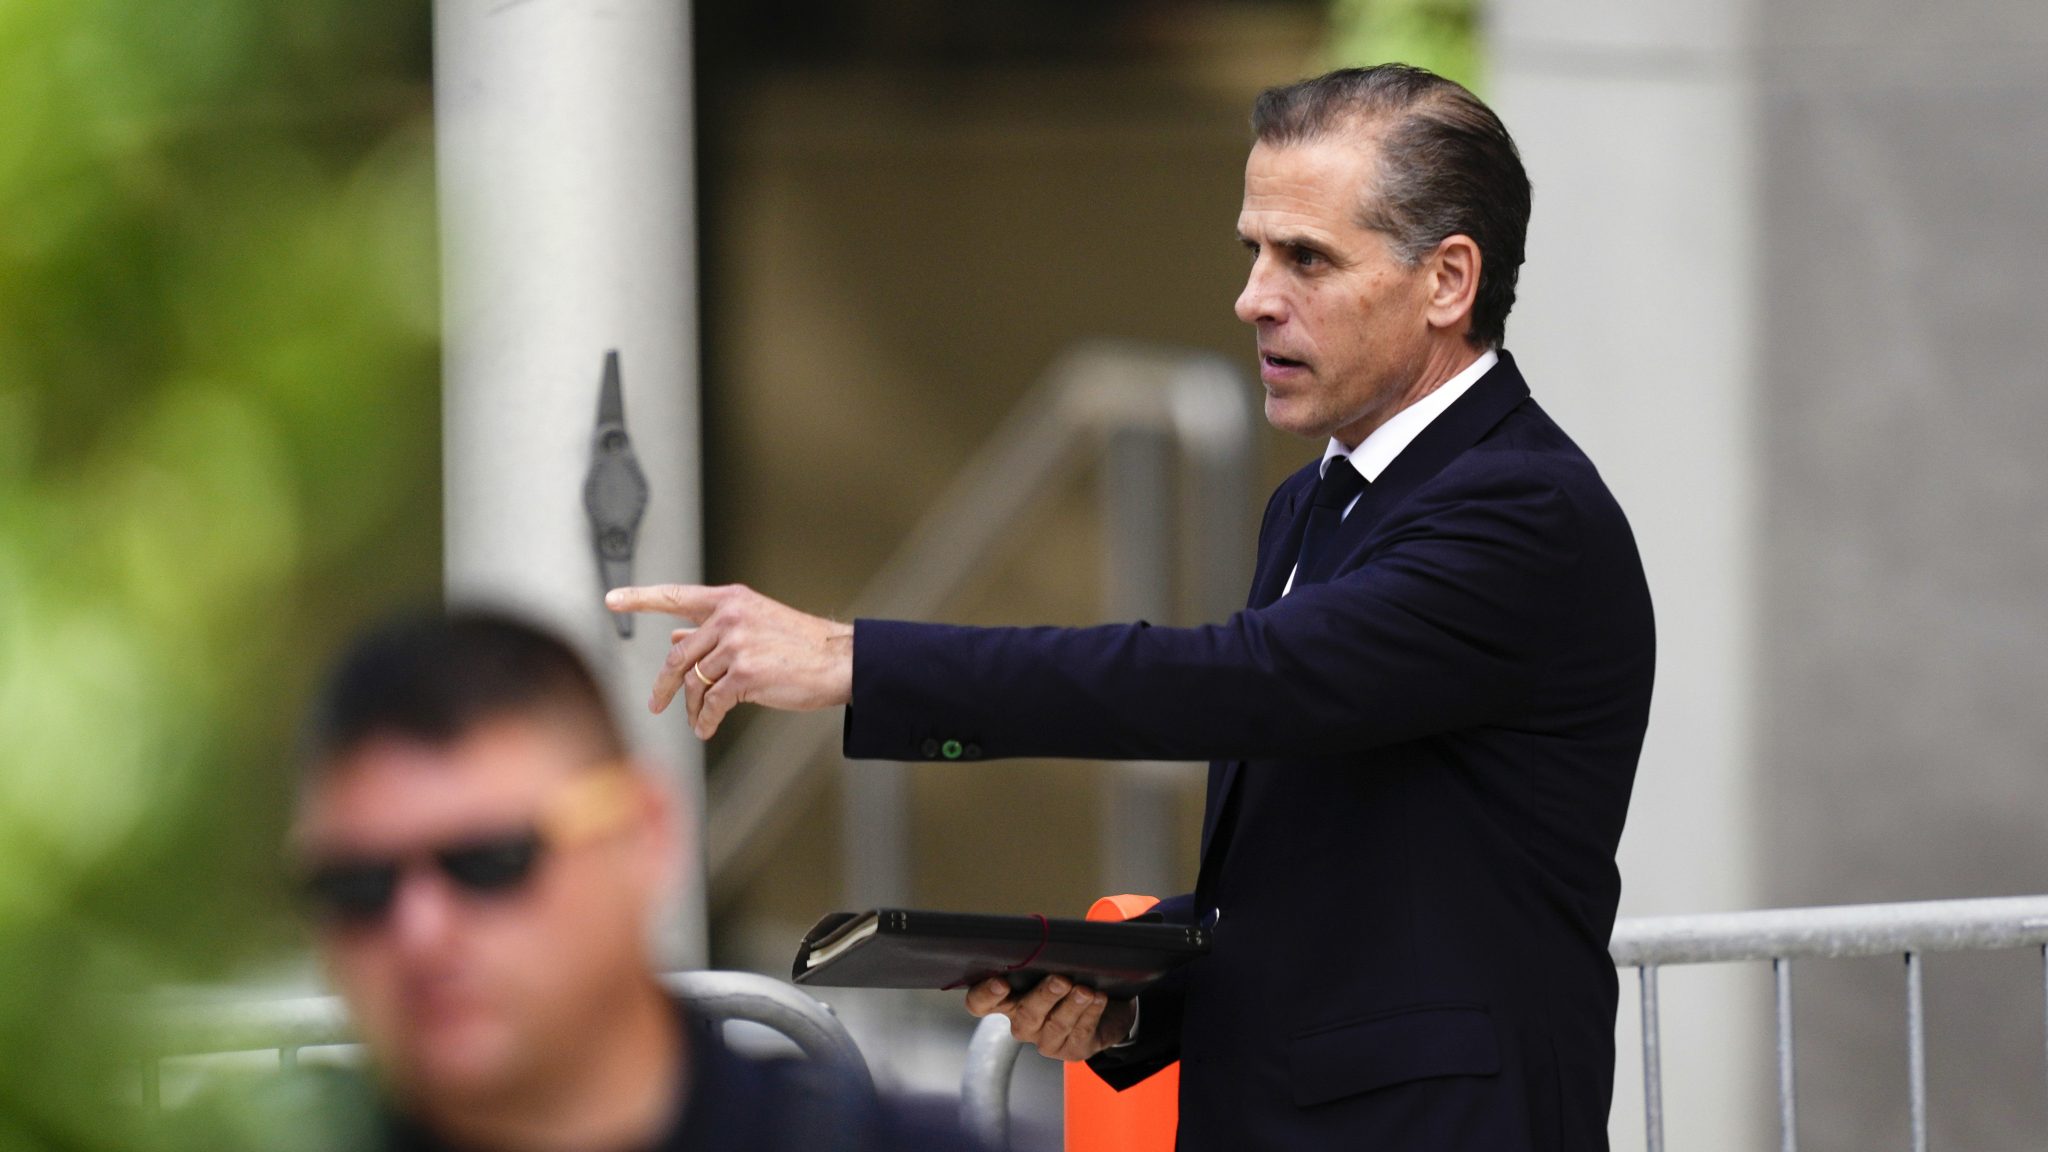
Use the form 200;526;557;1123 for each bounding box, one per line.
962;1014;1028;1149
957;894;2048;1150
701;341;1256;910
1614;893;2048;1152
143;970;870;1108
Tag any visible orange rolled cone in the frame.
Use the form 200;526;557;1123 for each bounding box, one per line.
1064;894;1179;1152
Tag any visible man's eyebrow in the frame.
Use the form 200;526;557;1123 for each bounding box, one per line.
1280;232;1331;251
1239;230;1329;252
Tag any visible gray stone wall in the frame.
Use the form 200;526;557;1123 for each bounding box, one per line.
1496;0;2048;1145
1757;8;2048;1148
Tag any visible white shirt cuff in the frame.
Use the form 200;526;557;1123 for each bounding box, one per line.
1106;996;1140;1049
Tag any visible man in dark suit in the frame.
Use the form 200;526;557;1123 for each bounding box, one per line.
610;64;1654;1152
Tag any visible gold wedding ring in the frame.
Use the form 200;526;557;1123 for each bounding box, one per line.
693;662;715;688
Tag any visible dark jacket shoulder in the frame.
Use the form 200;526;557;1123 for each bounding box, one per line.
228;1011;988;1152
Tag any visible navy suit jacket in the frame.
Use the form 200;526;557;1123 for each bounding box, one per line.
844;351;1655;1151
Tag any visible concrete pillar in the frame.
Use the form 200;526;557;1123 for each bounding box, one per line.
1487;0;1764;1145
434;0;705;966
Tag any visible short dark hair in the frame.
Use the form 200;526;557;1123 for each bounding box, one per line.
301;609;626;773
1251;64;1531;349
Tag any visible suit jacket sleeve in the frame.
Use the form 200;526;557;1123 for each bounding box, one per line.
844;462;1587;762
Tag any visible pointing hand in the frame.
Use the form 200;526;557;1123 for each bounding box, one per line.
604;583;853;740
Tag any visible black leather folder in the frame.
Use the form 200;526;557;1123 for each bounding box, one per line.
792;908;1211;1000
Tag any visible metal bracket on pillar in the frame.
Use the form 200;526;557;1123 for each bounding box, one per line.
585;350;650;638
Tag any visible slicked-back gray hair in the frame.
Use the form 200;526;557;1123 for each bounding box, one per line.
1252;65;1530;349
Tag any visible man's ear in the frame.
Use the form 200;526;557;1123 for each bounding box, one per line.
1426;234;1482;337
625;763;685;901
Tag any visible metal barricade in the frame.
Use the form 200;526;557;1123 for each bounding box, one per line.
144;970;869;1108
962;1014;1025;1148
956;895;2048;1151
1613;893;2048;1152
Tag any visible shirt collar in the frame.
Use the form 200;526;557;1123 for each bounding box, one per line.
1319;348;1501;482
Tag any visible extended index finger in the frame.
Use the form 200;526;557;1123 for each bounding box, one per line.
605;584;725;622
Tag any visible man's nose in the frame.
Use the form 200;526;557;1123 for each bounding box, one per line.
1235;259;1285;326
384;869;460;955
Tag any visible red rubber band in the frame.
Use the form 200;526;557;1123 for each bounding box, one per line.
1006;913;1051;973
945;913;1051;991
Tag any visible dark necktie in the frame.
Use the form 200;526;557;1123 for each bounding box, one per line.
1292;456;1368;588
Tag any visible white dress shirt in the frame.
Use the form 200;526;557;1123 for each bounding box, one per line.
1280;348;1498;597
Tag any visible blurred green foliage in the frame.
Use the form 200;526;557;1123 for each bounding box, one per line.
0;1;438;1146
1327;0;1484;91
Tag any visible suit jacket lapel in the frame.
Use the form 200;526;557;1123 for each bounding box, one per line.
1196;351;1534;876
1289;352;1532;588
1203;465;1314;858
1248;469;1316;611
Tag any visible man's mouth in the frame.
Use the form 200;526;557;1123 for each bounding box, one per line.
1262;353;1307;371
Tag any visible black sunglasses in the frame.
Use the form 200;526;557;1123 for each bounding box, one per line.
298;829;547;925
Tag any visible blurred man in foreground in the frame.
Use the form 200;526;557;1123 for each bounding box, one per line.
291;610;982;1152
